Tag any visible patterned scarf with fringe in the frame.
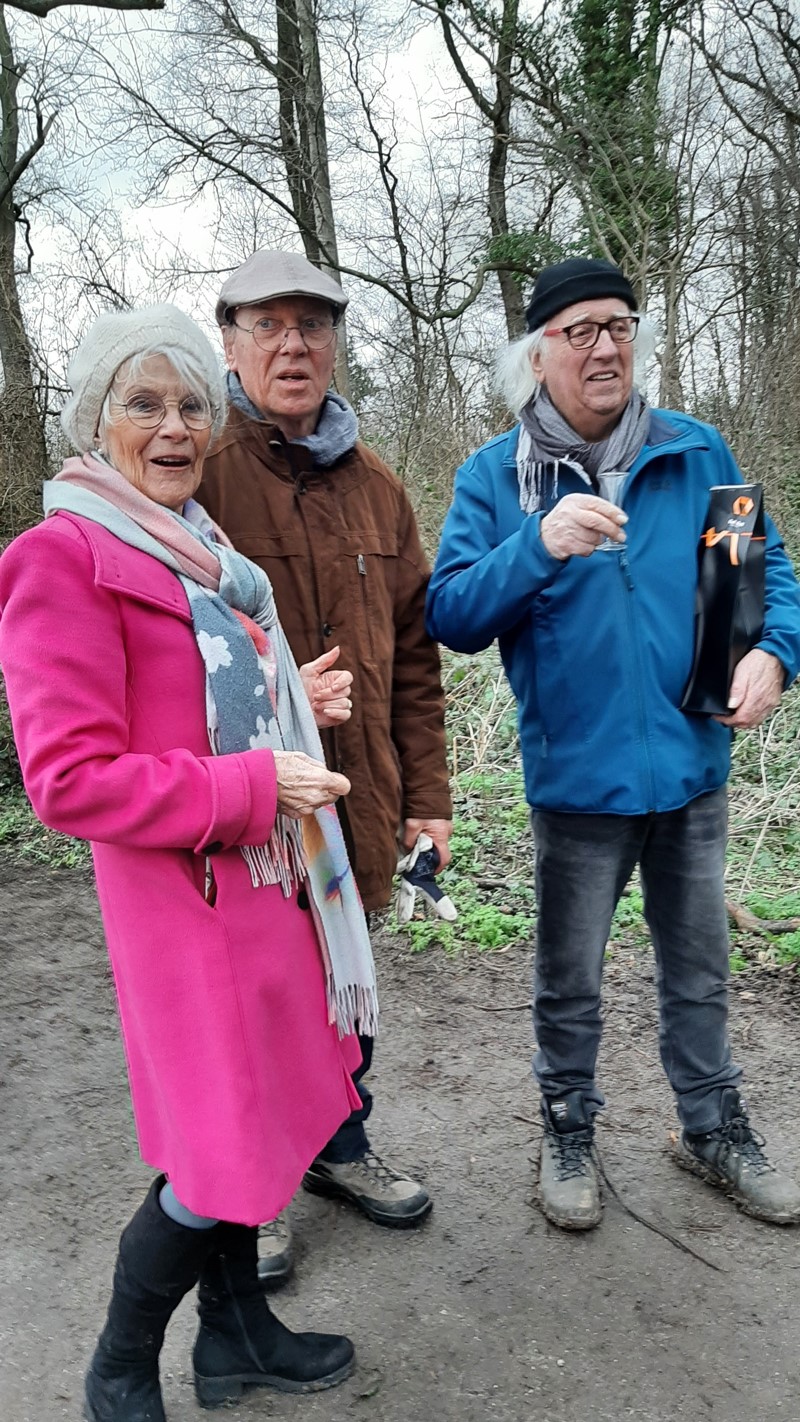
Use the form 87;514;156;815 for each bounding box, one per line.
43;454;378;1038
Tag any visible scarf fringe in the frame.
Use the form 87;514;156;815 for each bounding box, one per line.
328;978;380;1040
242;818;307;896
519;456;560;514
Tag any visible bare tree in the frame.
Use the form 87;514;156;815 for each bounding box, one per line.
0;0;164;538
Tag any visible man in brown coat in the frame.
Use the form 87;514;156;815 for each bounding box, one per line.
197;250;452;1284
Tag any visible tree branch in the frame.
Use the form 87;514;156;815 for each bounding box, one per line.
6;0;164;13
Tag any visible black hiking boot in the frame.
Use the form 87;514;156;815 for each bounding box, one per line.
193;1222;355;1407
537;1090;602;1231
672;1087;800;1224
84;1176;219;1422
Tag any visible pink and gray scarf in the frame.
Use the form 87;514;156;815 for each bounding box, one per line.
43;454;378;1038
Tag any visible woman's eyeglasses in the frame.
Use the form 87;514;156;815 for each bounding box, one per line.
111;395;215;430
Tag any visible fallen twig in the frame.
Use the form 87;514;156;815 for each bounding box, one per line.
472;1001;532;1011
726;898;800;936
596;1155;726;1273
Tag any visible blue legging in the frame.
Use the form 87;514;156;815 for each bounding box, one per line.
159;1180;219;1230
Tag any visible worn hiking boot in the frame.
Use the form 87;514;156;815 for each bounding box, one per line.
302;1150;432;1227
537;1091;602;1231
257;1211;294;1290
672;1088;800;1225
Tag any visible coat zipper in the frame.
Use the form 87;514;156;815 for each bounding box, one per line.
618;547;656;809
357;553;375;660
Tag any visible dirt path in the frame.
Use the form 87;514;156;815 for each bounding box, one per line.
2;855;800;1422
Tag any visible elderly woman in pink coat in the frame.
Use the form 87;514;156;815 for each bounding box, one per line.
0;304;378;1422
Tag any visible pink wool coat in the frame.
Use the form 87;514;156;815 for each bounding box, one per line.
0;512;360;1224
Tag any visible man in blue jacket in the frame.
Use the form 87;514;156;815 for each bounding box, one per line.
427;257;800;1231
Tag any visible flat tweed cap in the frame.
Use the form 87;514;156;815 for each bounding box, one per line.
525;258;636;333
61;303;226;453
215;250;348;325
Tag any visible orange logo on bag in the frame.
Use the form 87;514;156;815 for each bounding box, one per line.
702;493;763;566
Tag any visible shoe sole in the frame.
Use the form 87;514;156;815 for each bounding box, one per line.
257;1258;294;1292
194;1353;355;1407
302;1171;433;1228
672;1145;800;1225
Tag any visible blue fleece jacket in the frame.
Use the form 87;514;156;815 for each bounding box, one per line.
426;411;800;814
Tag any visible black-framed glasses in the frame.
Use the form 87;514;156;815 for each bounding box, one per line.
231;314;338;352
543;316;640;350
111;394;214;430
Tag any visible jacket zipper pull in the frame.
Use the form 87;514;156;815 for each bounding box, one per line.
357;554;366;576
619;547;634;591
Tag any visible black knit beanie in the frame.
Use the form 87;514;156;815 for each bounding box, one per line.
525;258;636;333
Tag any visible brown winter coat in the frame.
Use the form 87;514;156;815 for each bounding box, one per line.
198;405;451;911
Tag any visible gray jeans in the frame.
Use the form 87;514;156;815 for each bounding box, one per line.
532;787;741;1134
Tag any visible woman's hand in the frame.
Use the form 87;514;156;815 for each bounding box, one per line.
274;750;351;817
299;646;354;728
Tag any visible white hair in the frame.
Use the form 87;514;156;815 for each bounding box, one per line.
96;344;226;444
495;315;659;417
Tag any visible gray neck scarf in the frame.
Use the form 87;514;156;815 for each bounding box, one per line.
226;373;359;468
516;387;650;514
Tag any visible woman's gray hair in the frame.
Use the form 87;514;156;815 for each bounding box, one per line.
96;344;226;447
495;315;658;417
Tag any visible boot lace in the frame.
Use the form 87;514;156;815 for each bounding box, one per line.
550;1129;594;1182
714;1111;773;1177
355;1150;403;1185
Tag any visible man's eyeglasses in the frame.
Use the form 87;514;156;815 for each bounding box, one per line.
231;315;338;352
543;316;640;350
111;395;214;430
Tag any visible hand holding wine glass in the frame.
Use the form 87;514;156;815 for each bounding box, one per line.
541;492;628;561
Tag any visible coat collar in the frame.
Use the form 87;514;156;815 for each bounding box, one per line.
57;513;192;622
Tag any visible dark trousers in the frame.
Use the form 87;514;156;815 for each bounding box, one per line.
317;1032;374;1163
532;787;741;1134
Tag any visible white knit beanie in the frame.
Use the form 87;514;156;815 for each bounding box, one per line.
61;303;227;452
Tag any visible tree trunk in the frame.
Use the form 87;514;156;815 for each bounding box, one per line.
275;0;350;396
0;6;50;538
489;0;524;340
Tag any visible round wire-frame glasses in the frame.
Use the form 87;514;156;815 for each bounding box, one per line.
231;315;338;352
110;395;215;430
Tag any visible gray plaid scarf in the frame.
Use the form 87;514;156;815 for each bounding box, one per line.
516;388;650;514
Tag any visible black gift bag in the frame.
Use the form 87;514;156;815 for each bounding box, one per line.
681;484;766;717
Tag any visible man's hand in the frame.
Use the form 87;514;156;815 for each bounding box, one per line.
274;750;351;817
403;817;452;870
715;649;785;729
299;646;353;728
541;493;628;560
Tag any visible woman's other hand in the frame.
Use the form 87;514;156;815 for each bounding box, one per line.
274;751;351;817
299;646;354;728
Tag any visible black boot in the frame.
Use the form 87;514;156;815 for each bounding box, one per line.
193;1223;355;1407
84;1176;219;1422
